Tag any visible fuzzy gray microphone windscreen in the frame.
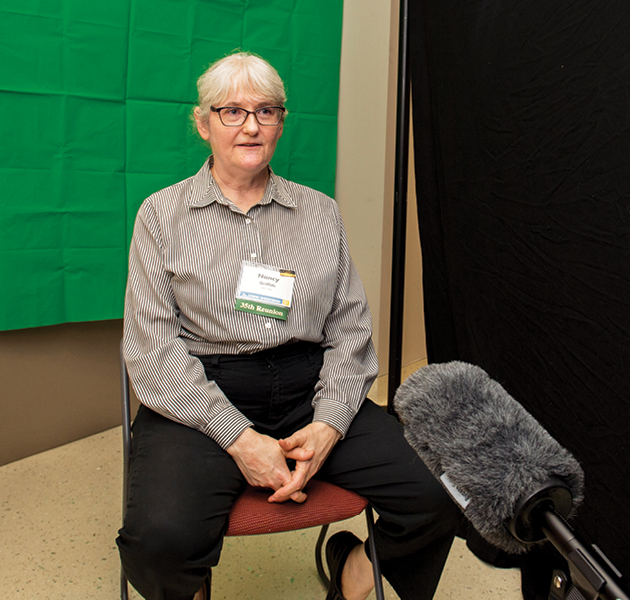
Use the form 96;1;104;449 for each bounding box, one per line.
393;361;585;555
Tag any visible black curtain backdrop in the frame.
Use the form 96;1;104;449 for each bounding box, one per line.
409;0;630;598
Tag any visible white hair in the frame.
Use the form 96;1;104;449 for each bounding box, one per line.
194;51;287;123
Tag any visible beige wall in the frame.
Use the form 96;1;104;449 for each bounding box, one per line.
401;121;428;365
335;0;395;352
337;0;426;373
0;321;124;465
0;0;426;465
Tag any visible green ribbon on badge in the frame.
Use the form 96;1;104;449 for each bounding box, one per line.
235;299;288;321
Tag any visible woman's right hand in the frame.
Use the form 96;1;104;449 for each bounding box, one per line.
226;427;314;503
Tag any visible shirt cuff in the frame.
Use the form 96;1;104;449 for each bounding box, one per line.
312;397;357;438
204;404;254;450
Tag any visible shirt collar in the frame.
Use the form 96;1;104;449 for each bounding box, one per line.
186;156;296;210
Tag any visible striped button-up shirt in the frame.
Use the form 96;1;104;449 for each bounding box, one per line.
123;157;379;449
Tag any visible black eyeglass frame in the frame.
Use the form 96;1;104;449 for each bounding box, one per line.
210;106;286;127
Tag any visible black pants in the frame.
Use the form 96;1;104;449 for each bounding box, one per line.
117;343;461;600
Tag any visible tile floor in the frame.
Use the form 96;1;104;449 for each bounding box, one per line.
0;365;523;599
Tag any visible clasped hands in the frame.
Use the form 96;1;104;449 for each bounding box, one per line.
226;422;341;504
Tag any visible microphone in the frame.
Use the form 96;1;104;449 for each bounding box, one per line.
393;360;584;554
393;361;629;600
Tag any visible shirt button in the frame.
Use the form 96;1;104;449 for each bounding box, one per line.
265;322;272;329
245;218;251;224
250;253;257;259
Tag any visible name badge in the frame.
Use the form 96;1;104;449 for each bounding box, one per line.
234;261;296;321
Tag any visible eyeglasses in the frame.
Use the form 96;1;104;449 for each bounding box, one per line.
210;106;286;127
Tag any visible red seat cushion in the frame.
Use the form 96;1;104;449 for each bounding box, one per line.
226;480;369;536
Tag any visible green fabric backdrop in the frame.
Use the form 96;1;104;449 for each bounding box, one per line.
0;0;344;331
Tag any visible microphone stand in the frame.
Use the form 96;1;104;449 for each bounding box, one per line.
509;479;629;600
541;509;629;600
387;0;410;413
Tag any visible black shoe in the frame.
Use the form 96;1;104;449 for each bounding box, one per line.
325;531;362;600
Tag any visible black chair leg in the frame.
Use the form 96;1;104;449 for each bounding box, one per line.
315;523;331;588
365;505;385;600
120;342;132;600
121;569;129;600
315;508;385;600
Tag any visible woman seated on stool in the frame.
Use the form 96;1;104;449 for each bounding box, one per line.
117;51;461;600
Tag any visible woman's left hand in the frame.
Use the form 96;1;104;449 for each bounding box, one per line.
268;422;342;503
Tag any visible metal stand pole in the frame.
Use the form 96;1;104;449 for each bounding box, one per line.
387;0;411;412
